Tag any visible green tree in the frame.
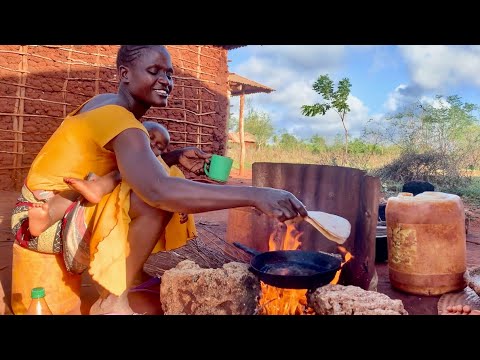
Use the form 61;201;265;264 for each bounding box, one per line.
309;134;327;153
387;95;480;156
229;99;275;147
378;95;480;188
244;108;275;147
278;132;302;150
227;113;238;132
301;74;352;165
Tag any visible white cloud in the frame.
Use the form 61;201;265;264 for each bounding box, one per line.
228;46;380;140
244;45;347;71
383;82;456;114
383;83;423;113
233;45;348;91
399;45;480;90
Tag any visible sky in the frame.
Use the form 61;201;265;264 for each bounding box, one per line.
227;45;480;141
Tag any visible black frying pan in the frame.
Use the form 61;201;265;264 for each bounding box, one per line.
233;242;342;289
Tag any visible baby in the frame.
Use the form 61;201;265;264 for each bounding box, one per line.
28;121;188;236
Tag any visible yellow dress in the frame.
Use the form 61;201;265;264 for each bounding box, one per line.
151;156;197;253
26;104;195;296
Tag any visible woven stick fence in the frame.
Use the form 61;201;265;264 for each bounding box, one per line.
0;45;229;190
143;223;252;279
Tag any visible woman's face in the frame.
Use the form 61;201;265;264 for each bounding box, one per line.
123;46;174;108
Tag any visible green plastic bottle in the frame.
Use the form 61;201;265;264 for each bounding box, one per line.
26;287;53;315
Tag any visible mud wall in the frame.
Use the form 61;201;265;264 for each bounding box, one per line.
0;45;229;191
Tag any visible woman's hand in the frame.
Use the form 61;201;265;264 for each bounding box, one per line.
253;187;308;223
178;147;212;175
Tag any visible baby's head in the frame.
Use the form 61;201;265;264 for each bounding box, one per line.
143;121;170;156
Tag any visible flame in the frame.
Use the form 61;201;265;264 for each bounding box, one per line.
259;222;311;315
259;223;353;315
329;245;353;285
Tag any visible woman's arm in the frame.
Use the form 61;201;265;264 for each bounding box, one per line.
109;128;306;221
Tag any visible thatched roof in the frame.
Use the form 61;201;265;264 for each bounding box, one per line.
228;132;257;143
228;73;275;96
218;45;246;50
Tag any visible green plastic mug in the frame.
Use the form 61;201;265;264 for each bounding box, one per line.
204;154;233;182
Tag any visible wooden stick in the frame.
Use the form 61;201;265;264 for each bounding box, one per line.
64;77;117;83
167;45;221;61
175;84;216;96
173;75;216;84
142;115;216;128
62;47;73;117
0;95;71;106
170;97;218;103
0;79;45;90
180;50;188;148
94;45;100;95
0;140;47;144
0;113;64;120
162;107;215;117
11;45;22;173
17;45;28;186
0;65;28;73
173;56;218;72
31;45;117;59
196;46;202;148
169;141;213;145
0;150;39;155
0;166;32;170
0;129;25;134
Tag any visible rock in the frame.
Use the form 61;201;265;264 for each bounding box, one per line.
307;284;408;315
160;260;261;315
466;267;480;297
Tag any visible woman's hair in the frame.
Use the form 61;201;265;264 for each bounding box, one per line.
116;45;164;69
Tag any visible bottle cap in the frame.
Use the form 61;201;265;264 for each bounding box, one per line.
31;287;46;299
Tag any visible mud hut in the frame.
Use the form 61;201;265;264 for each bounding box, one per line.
228;131;257;149
0;45;241;191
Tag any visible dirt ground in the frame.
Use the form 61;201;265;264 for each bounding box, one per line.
1;167;479;315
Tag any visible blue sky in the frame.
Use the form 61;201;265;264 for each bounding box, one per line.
227;45;480;141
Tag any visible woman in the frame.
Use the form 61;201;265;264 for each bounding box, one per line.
12;45;307;315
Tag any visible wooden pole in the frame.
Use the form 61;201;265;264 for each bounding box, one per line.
239;87;245;177
17;46;28;188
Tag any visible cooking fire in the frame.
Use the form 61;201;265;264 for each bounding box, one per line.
258;222;353;315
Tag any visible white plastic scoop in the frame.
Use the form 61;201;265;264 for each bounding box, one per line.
303;211;351;245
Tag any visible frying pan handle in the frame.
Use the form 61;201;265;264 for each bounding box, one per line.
233;242;261;256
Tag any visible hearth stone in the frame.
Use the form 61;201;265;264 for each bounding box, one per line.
307;284;408;315
160;260;261;315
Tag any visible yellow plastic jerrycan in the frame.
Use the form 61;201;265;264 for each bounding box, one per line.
11;243;82;315
386;191;467;296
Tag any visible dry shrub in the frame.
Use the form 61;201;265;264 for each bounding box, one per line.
372;151;470;191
